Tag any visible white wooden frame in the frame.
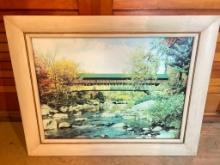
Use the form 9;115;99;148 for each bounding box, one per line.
4;16;220;156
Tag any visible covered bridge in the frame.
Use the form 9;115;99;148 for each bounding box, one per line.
71;73;168;91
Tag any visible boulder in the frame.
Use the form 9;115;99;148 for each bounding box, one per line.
68;105;84;112
75;118;88;122
58;122;71;129
101;112;115;118
112;123;126;129
74;104;98;113
60;106;68;113
100;134;109;138
49;109;58;113
146;134;152;137
43;119;57;130
131;100;155;111
89;100;99;105
53;113;68;119
41;104;51;116
127;127;133;131
73;111;82;117
81;104;98;112
152;126;163;132
69;105;78;112
41;104;58;115
142;127;150;132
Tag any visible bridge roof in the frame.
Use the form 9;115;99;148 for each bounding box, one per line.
79;73;168;80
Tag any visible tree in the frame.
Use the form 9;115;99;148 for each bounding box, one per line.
130;47;160;89
151;37;193;93
48;60;79;90
35;56;52;95
34;51;80;107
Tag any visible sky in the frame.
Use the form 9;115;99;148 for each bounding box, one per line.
32;37;166;74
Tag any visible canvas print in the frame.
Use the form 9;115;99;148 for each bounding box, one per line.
31;36;194;140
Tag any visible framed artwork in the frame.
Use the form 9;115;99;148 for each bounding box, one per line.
4;16;220;156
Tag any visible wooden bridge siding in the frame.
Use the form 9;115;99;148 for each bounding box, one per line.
72;79;165;85
0;0;219;121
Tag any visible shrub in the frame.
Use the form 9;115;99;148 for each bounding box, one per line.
147;94;184;129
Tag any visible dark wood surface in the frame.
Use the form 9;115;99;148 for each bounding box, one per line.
0;0;219;121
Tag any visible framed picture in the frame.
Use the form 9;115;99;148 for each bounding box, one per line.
4;16;219;156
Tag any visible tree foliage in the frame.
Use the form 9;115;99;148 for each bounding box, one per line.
151;37;194;94
35;56;52;95
35;53;79;107
130;47;160;88
48;60;79;89
147;94;184;129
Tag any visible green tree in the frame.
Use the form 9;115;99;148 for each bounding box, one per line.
151;37;193;93
147;94;184;129
130;47;160;89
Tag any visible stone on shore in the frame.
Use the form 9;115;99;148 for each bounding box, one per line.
152;126;163;132
43;119;57;130
53;113;68;119
75;118;88;122
41;104;51;116
112;123;126;128
58;122;71;129
60;106;68;113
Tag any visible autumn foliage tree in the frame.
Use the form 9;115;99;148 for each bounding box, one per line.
48;60;79;90
35;53;79;107
35;56;52;96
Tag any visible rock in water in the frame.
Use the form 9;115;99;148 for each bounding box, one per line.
43;119;57;130
142;128;150;131
152;126;163;132
58;122;71;129
75;118;87;122
53;113;68;119
73;112;82;117
100;134;109;138
127;127;133;131
101;112;115;118
112;123;126;128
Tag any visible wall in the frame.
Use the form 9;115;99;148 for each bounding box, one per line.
0;0;219;121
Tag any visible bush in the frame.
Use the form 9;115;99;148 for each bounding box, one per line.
40;90;91;109
147;94;184;129
40;90;106;111
133;94;152;105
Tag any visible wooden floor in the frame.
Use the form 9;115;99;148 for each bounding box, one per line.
0;122;220;165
